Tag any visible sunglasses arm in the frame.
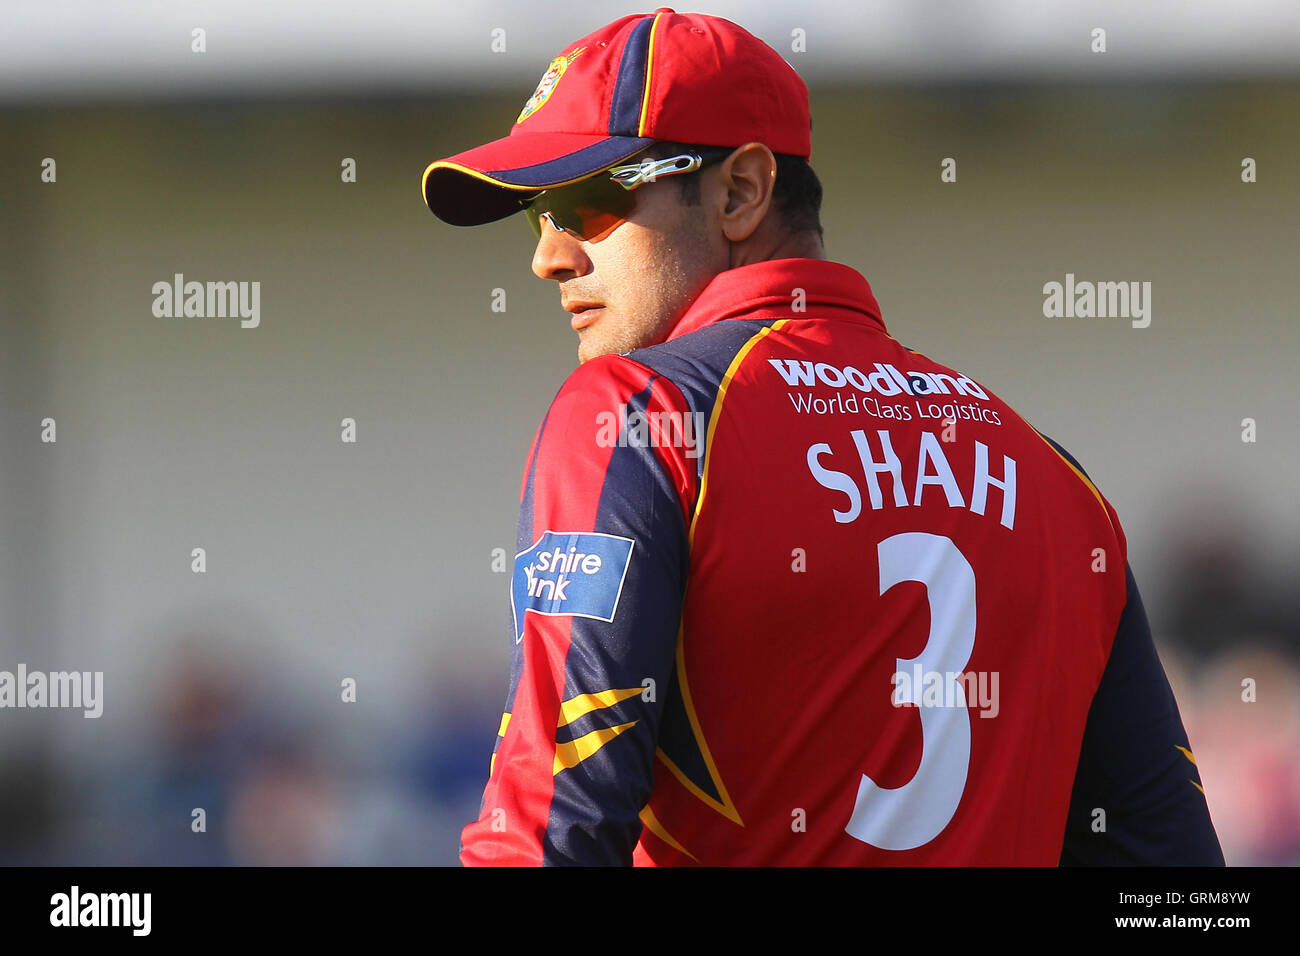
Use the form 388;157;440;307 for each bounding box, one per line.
606;152;703;189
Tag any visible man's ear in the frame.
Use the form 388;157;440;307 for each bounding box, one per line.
717;143;777;243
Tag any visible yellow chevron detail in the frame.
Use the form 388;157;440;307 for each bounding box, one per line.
558;687;645;727
553;720;638;774
639;804;699;862
1176;744;1197;767
654;622;745;827
489;712;512;778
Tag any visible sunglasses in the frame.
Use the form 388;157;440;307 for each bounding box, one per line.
522;148;729;243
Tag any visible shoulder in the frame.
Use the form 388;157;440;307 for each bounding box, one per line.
542;317;777;427
529;352;703;528
631;319;779;386
535;352;698;468
1030;428;1129;558
618;319;784;427
543;352;687;425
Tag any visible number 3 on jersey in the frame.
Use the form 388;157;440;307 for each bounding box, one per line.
846;532;976;851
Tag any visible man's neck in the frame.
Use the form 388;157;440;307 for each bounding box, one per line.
730;232;825;269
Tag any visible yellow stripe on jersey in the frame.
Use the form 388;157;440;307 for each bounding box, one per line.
688;319;788;547
664;322;790;828
489;712;512;778
557;687;645;727
1030;429;1116;536
491;689;644;778
654;623;746;823
554;721;638;775
639;804;699;862
1176;745;1205;794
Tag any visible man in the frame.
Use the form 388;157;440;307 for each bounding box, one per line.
422;8;1224;866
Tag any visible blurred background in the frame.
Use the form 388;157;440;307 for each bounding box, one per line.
2;1;1298;865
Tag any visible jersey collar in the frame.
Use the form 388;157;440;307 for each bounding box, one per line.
664;258;886;342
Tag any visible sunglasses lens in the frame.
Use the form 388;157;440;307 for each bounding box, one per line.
564;205;630;242
527;175;638;242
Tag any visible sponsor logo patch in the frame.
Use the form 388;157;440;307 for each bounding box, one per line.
511;530;634;643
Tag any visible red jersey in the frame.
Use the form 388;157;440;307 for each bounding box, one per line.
460;257;1222;865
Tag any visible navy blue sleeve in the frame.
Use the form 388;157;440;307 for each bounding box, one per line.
1059;564;1225;865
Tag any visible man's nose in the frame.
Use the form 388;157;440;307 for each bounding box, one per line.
531;218;591;281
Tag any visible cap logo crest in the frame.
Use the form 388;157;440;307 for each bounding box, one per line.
517;46;587;124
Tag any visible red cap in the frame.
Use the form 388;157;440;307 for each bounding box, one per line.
422;8;811;226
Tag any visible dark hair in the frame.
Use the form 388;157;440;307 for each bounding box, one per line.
636;141;823;241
